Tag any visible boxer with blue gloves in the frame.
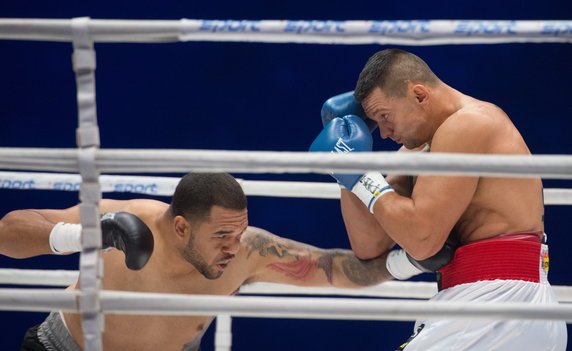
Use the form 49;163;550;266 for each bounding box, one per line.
310;115;455;280
312;49;567;350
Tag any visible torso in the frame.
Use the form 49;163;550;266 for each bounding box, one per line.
64;200;254;351
411;99;544;245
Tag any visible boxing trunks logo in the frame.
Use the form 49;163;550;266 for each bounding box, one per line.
395;323;425;350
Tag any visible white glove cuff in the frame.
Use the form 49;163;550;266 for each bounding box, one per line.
351;172;394;213
386;249;425;280
49;222;82;254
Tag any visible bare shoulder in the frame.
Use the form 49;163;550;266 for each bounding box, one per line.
100;198;168;218
432;100;510;153
240;226;274;252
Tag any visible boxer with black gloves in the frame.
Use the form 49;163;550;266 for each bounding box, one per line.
1;172;453;351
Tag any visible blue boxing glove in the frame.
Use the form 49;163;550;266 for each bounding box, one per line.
310;115;372;188
310;115;395;212
321;91;378;132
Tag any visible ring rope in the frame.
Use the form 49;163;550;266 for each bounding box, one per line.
0;288;570;322
1;148;571;179
1;16;570;348
0;19;571;45
1;171;571;204
1;268;571;303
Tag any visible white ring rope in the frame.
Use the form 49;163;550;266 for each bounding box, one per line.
1;148;572;179
1;171;571;205
0;288;570;322
0;19;571;45
2;268;571;303
1;17;570;344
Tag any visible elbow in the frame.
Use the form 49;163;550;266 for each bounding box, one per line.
407;246;441;262
0;215;13;257
354;251;380;261
348;233;395;261
0;211;28;259
351;243;389;261
401;229;444;261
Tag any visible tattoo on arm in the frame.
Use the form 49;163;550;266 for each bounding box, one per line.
340;255;391;286
243;229;309;259
266;258;319;281
244;229;390;286
244;229;336;282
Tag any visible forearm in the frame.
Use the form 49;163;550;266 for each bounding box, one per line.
340;189;395;259
328;249;394;288
373;193;439;260
0;210;59;258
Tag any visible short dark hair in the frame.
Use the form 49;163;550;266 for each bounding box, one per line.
354;49;440;101
170;173;247;225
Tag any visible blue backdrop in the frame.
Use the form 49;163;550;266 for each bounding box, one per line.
1;1;571;350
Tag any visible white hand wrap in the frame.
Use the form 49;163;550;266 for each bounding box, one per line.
351;172;394;213
49;222;82;254
386;249;425;280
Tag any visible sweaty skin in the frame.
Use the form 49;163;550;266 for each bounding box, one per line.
0;199;393;350
342;83;544;261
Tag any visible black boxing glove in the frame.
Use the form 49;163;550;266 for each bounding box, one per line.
101;212;154;270
408;233;458;272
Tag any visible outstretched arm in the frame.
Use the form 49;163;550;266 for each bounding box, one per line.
243;227;394;289
0;199;155;270
0;206;80;258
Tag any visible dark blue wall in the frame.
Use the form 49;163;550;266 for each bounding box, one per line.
1;1;571;350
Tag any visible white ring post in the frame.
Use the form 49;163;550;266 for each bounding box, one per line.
71;17;103;351
215;314;232;351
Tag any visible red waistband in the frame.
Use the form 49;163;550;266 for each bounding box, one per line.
437;232;545;291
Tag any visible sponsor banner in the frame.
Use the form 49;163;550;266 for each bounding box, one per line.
179;20;572;44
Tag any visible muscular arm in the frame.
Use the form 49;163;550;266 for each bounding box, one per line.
372;114;486;260
243;227;393;289
0;199;151;258
0;207;80;258
341;145;423;259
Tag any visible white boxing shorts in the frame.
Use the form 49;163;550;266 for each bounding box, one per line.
398;232;568;351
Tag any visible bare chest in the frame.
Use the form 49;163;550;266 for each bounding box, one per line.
65;312;212;351
105;314;212;351
66;251;246;350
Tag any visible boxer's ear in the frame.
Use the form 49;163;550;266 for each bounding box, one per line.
174;215;190;240
411;84;429;105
